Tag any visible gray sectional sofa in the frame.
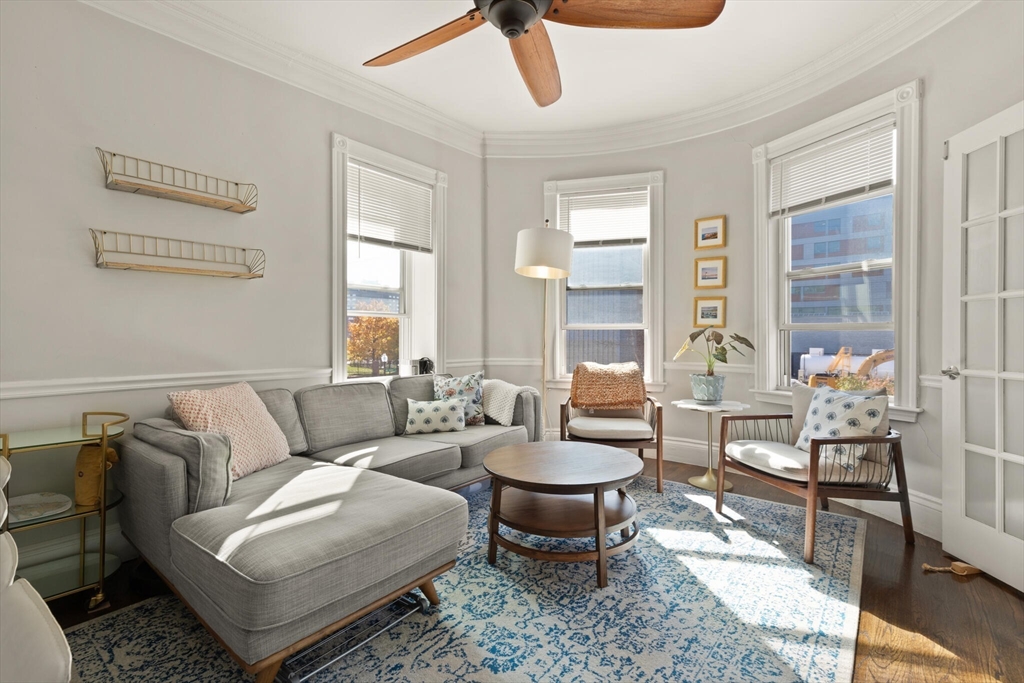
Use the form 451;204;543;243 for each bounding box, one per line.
113;374;541;682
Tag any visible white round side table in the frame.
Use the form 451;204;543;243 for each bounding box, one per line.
670;399;750;492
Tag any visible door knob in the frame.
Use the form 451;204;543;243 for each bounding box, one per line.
941;366;960;380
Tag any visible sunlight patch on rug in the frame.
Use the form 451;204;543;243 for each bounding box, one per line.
66;477;864;683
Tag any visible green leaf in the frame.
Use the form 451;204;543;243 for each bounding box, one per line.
712;347;729;363
672;339;691;361
730;333;755;350
711;331;724;345
689;328;707;343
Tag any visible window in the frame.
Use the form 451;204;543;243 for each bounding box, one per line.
544;173;665;389
751;80;922;420
332;135;446;382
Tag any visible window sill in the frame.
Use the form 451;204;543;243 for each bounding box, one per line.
751;389;922;423
546;379;667;394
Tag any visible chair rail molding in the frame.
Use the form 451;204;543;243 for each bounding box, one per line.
0;367;332;400
81;0;976;159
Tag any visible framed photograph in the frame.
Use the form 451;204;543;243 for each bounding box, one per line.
693;296;726;328
694;215;726;250
694;256;727;289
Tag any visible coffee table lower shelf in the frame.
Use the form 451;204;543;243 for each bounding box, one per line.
488;488;638;587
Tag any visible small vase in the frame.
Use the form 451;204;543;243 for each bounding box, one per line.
690;373;726;404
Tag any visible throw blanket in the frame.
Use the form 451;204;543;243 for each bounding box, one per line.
570;361;647;410
483;379;540;427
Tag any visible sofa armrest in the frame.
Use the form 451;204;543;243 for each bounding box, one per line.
112;435;189;571
510;389;544;442
133;418;232;513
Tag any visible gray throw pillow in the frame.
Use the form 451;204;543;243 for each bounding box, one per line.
133;418;232;513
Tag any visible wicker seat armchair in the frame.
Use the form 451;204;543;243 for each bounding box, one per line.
715;411;914;564
560;396;664;493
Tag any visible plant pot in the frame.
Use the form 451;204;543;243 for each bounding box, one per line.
690;373;726;404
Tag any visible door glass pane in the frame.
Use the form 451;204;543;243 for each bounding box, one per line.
965;299;995;371
566;289;643;324
1005;297;1024;373
966;142;997;221
1006;214;1024;292
965;223;997;295
788;269;893;324
1004;379;1024;457
787;330;895;395
565;329;645;374
965;377;996;450
1005;130;1024;211
789;195;893;269
1004;460;1024;541
965;450;996;528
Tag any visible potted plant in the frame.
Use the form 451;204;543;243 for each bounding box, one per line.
674;328;755;404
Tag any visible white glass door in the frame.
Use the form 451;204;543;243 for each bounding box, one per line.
942;101;1024;591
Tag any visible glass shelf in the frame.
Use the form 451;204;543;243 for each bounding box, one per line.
8;490;123;532
3;425;124;453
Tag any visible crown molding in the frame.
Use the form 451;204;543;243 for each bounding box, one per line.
482;0;975;158
80;0;976;160
79;0;484;158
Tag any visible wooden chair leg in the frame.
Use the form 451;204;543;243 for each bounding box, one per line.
255;661;282;683
418;578;440;606
820;497;829;511
892;442;916;545
804;479;818;564
638;448;644;462
715;452;727;514
655;406;664;493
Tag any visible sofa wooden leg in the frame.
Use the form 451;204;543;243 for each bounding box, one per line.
638;447;644;460
418;578;440;606
254;660;282;683
820;497;829;511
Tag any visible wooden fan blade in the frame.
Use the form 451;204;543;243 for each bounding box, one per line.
544;0;726;29
364;10;484;67
510;21;561;107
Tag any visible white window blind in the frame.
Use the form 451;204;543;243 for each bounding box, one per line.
347;160;433;252
770;115;895;217
557;188;649;245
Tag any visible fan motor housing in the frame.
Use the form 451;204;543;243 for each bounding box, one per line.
475;0;554;39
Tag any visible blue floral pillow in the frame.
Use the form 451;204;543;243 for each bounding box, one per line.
795;388;888;470
405;398;467;434
434;371;485;426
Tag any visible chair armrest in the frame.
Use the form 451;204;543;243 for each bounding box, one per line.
509;389;544;442
807;429;901;486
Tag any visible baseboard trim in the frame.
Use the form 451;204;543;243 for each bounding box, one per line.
543;429;941;541
0;367;332;400
15;522;138;570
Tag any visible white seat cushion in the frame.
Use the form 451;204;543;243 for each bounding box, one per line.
567;416;654;441
725;440;889;485
0;579;72;683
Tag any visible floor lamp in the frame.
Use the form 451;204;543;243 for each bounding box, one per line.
514;220;574;432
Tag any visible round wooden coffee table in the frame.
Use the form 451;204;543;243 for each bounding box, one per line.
482;441;644;588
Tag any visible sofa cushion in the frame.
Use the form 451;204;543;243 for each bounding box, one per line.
405;424;528;468
169;458;468;632
567;416;654;441
308;437;461;483
725;439;889;485
294;383;396;453
255;389;307;455
133;418;232;513
168;382;290;480
388;375;446;436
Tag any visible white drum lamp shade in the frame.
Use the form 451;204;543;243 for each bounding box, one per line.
514;226;574;279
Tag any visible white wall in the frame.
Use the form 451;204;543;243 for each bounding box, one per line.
482;0;1024;540
0;1;484;554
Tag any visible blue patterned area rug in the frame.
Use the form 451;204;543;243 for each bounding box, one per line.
65;477;865;682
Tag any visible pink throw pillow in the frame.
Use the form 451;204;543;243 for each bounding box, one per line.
168;382;290;480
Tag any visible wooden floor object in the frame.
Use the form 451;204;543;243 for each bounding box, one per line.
51;460;1023;682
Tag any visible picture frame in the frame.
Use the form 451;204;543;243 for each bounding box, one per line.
694;256;727;289
694;215;726;250
693;296;726;328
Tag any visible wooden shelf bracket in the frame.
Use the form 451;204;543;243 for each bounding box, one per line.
90;229;265;279
96;147;257;213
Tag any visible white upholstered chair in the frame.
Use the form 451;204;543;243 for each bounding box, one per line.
0;456;73;683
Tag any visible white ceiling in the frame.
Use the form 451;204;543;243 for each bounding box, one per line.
192;0;921;133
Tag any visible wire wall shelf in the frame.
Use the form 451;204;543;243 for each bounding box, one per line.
95;147;258;213
90;229;265;279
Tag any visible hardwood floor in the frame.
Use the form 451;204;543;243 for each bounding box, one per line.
51;459;1023;682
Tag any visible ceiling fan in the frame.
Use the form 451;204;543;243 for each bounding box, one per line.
364;0;726;107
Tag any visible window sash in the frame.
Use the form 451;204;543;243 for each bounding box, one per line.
347;160;433;253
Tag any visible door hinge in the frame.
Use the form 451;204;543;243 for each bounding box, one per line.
943;140;949;161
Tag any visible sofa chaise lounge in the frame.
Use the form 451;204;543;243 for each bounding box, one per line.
114;374;541;682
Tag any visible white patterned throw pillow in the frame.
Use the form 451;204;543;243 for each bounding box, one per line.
434;371;485;426
405;398;467;434
168;382;290;481
796;388;888;471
